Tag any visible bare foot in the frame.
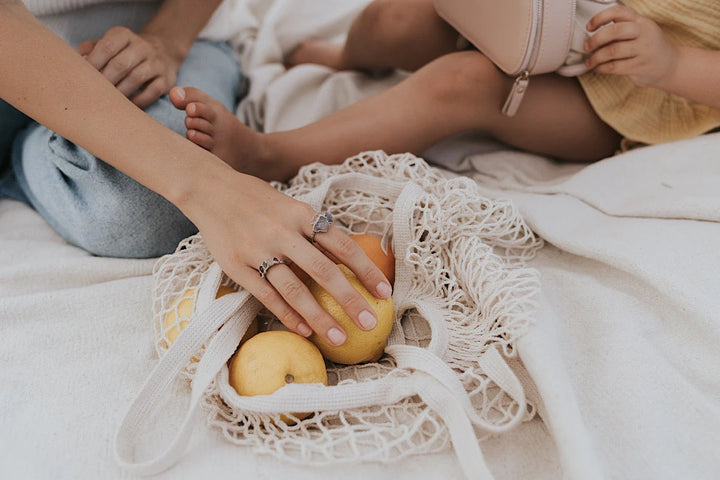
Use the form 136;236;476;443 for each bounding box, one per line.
169;86;297;181
285;40;347;70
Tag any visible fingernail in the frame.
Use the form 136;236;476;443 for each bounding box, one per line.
583;41;589;51
175;87;185;100
327;327;346;346
358;310;377;330
297;323;312;337
376;281;392;299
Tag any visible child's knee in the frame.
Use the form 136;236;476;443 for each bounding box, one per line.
355;0;428;51
426;51;506;108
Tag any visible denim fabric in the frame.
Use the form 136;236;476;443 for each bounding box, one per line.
0;7;244;258
0;100;32;201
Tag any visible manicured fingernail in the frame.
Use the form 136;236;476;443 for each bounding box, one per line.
297;323;312;337
175;87;185;99
376;281;392;299
358;310;377;330
327;327;346;346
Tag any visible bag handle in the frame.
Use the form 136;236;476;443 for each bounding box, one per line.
114;264;261;475
388;343;526;433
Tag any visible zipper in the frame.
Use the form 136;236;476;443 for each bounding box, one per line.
502;0;543;116
502;71;530;116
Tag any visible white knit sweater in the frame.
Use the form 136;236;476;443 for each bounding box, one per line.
23;0;155;15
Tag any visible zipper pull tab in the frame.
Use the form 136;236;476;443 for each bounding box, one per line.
502;71;530;117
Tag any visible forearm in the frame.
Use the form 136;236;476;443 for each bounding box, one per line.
0;2;229;208
141;0;224;61
656;46;720;109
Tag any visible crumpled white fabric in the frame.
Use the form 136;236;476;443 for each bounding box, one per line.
2;0;719;478
203;1;720;477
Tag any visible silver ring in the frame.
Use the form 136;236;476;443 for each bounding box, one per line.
258;256;287;279
310;211;333;243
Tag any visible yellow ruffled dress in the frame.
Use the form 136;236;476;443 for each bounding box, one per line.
578;0;720;145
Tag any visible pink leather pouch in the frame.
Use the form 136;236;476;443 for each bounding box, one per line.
434;0;619;115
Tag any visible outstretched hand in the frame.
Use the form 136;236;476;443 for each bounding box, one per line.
584;5;678;88
183;167;393;347
77;26;183;108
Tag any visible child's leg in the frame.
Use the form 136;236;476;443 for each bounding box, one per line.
273;51;620;164
172;51;620;183
287;0;458;73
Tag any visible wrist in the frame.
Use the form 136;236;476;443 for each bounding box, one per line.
652;44;685;92
140;27;192;63
165;151;235;218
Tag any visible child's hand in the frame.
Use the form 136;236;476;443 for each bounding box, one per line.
77;27;183;109
584;6;679;88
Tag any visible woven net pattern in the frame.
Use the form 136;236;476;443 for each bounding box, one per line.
152;151;543;465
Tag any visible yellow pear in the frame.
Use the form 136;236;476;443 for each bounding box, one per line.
228;330;328;421
308;265;394;365
163;285;258;359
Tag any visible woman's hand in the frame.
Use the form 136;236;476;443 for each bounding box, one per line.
584;6;679;88
77;27;184;109
181;166;393;347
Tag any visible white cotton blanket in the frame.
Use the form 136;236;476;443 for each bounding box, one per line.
2;0;719;478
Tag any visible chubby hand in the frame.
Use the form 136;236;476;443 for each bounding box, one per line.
584;5;678;88
185;167;393;347
77;26;184;109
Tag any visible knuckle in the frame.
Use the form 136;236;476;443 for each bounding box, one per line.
254;284;277;305
337;289;362;313
275;306;299;326
113;57;132;72
608;43;619;58
309;257;336;280
278;277;306;301
333;234;358;258
603;61;617;73
99;40;119;57
130;66;147;82
145;83;165;98
108;25;131;36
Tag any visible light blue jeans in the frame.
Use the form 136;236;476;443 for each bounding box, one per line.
0;3;244;258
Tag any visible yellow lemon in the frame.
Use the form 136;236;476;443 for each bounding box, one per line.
163;285;258;359
228;330;328;421
308;264;394;365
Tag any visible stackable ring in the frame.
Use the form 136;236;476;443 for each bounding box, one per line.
310;211;334;243
257;256;287;279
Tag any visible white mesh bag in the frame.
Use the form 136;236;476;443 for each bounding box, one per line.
114;151;543;479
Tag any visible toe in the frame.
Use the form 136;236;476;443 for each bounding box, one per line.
169;86;188;109
187;129;215;151
185;116;214;135
186;102;218;122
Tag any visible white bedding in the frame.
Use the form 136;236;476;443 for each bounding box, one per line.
2;0;719;478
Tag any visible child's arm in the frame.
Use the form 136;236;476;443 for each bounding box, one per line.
584;5;720;109
76;0;224;108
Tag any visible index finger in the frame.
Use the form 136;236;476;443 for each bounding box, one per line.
587;5;639;32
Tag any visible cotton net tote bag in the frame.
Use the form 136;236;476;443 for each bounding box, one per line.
114;151;544;480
